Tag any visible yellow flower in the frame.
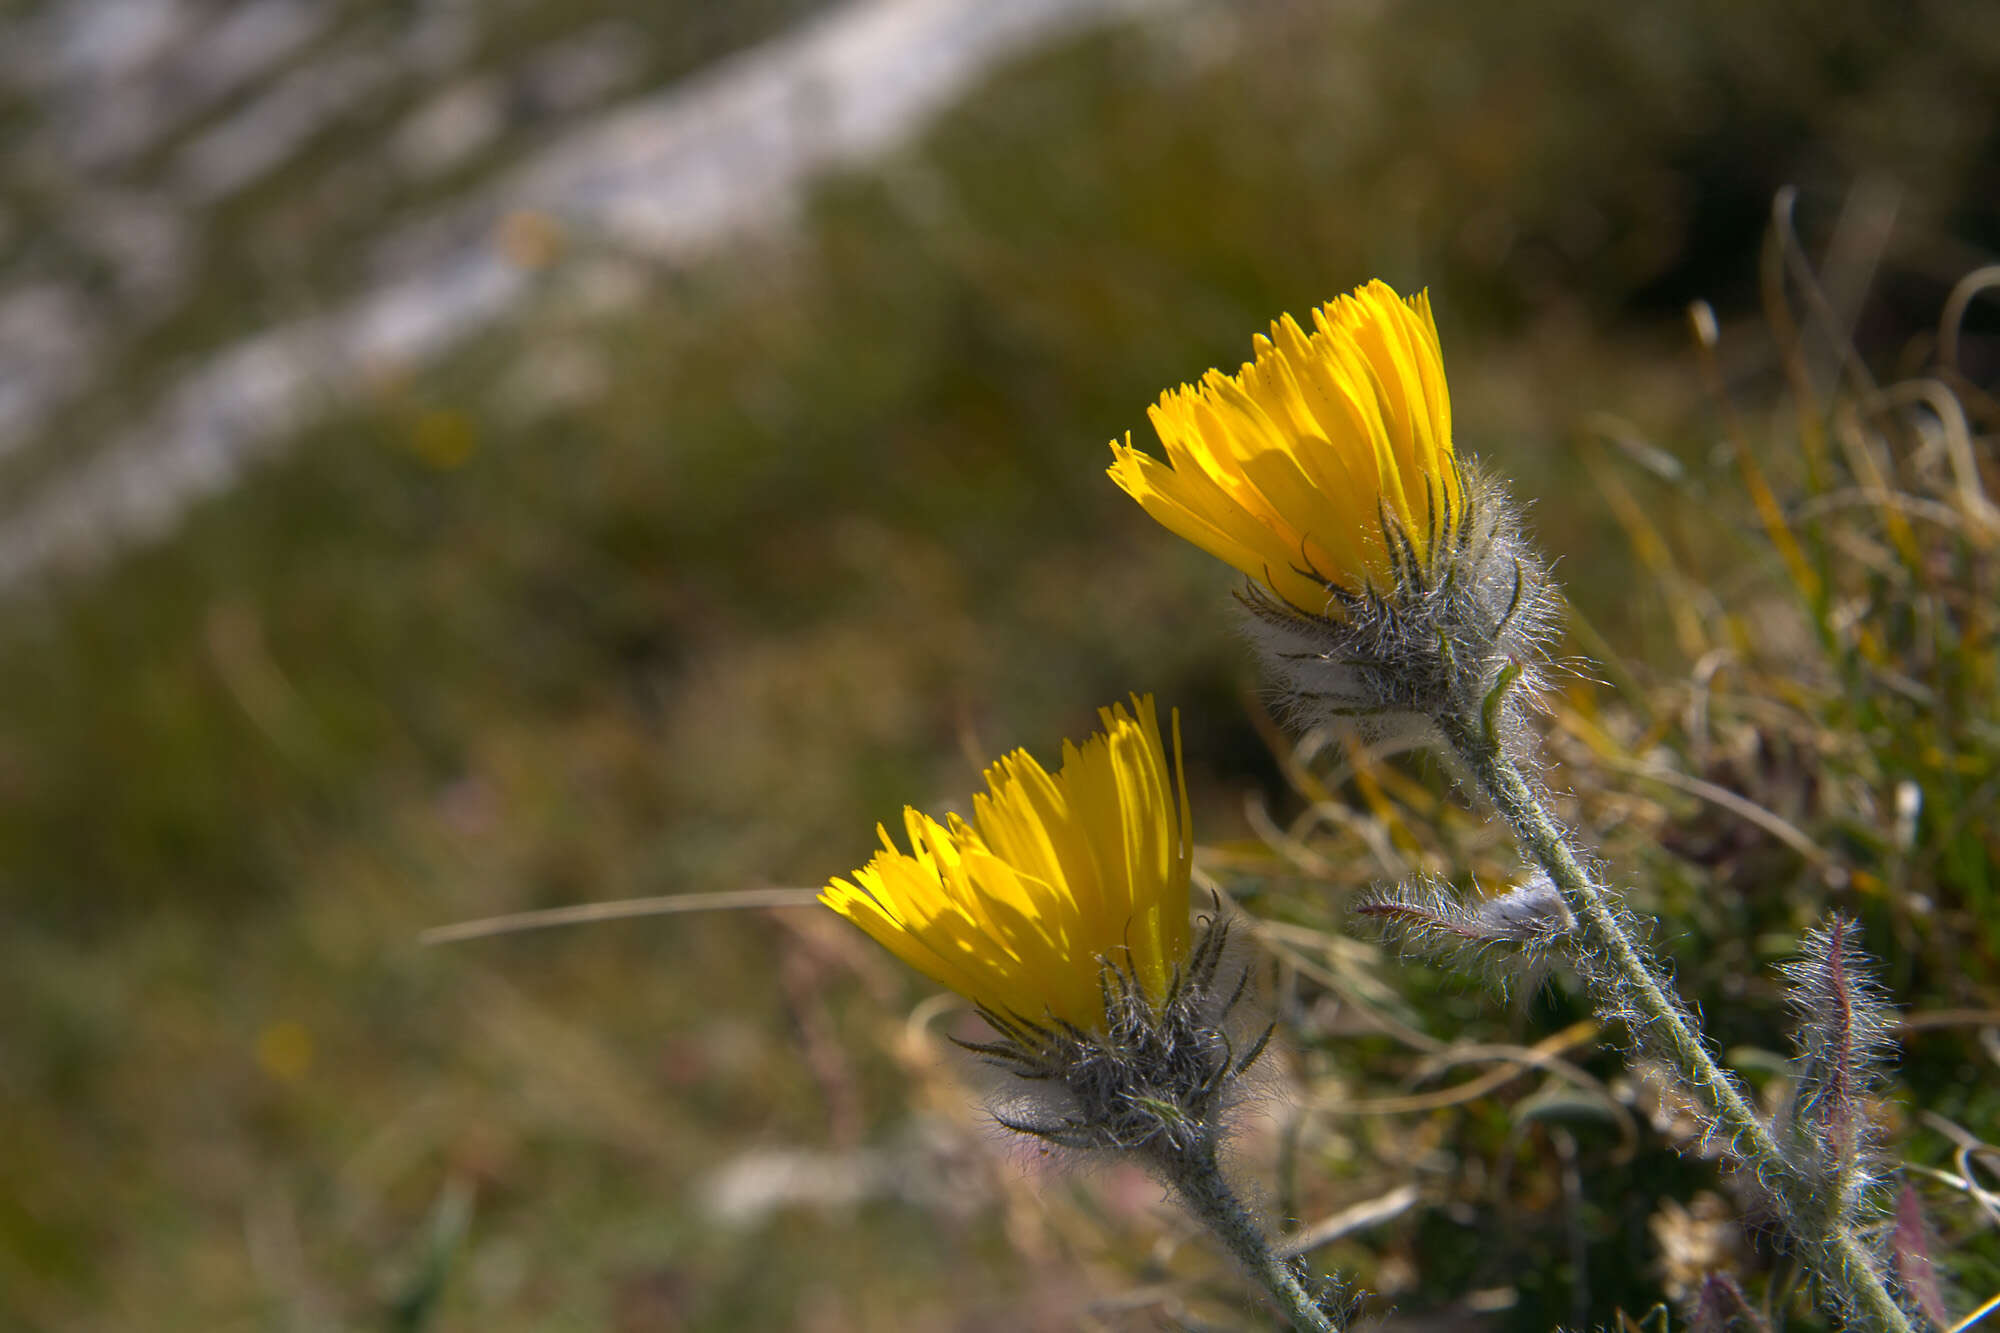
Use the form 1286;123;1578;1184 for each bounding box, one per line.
821;696;1192;1034
1108;280;1463;618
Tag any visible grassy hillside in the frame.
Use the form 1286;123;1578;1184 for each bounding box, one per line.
4;3;1998;1329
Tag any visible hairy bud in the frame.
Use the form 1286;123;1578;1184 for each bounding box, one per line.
1353;870;1574;995
962;914;1270;1157
1777;915;1898;1224
1240;467;1561;753
1891;1183;1950;1329
1688;1271;1771;1333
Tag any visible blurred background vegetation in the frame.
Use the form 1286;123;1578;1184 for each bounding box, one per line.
3;0;1998;1328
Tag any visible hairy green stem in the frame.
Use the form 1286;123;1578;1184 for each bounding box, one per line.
1153;1137;1338;1332
1440;712;1912;1333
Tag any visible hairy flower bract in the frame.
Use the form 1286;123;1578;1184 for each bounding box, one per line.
1108;280;1462;618
821;695;1192;1034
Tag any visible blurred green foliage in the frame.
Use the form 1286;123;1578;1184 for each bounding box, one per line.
2;2;1997;1329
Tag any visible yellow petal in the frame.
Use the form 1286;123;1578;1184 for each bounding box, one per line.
821;695;1194;1034
1108;281;1461;616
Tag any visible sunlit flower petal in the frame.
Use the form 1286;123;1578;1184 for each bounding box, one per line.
822;695;1192;1034
1108;280;1462;618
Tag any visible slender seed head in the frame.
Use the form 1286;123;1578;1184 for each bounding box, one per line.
1777;915;1897;1223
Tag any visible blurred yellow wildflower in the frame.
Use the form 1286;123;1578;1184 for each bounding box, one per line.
821;695;1192;1034
1108;280;1463;617
254;1019;314;1084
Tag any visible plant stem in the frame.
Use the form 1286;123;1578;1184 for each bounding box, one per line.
1154;1137;1338;1332
1440;712;1913;1333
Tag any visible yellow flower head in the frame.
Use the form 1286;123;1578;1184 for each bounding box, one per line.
821;696;1193;1035
1108;280;1463;618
